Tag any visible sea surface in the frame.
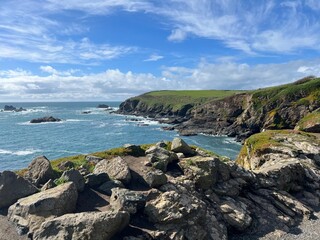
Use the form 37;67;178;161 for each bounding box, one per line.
0;102;241;171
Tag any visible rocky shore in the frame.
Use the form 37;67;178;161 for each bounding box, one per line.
1;130;320;239
117;77;320;141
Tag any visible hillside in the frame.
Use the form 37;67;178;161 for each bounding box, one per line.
118;77;320;140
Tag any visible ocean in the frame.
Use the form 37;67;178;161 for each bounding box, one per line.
0;102;241;171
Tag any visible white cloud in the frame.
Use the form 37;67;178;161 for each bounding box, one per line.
0;59;319;102
144;54;164;62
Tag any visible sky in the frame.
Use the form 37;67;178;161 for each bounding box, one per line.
1;0;320;102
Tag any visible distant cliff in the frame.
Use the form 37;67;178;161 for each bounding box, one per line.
117;77;320;140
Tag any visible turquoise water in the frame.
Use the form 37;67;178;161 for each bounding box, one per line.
0;102;241;171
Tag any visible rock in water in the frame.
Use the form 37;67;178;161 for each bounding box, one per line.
97;104;109;108
30;116;61;123
93;156;131;184
0;171;38;209
33;210;130;240
8;182;78;235
25;156;55;186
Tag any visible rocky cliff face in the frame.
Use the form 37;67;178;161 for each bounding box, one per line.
118;77;320;140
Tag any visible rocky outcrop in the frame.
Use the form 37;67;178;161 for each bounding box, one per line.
25;156;55;186
33;210;129;240
118;77;320;141
0;171;38;209
295;110;320;133
93;156;131;184
171;137;195;156
97;104;110;108
8;182;78;235
3;134;320;239
30;116;61;124
3;105;26;112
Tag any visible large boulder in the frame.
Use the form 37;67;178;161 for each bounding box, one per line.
33;210;130;240
143;169;167;188
98;180;124;196
84;172;109;188
145;146;178;172
179;156;219;190
171;137;195;156
93;157;131;184
25;156;55;186
60;169;85;192
0;171;38;209
8;182;78;235
110;188;146;214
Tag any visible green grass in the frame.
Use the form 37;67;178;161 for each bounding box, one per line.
132;90;245;112
296;110;320;131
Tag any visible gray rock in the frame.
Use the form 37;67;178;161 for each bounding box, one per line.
41;179;56;191
57;161;74;171
25;156;55;186
98;180;124;195
60;169;85;192
110;188;146;214
33;210;130;240
123;144;145;157
93;157;131;184
171;137;195;156
85;155;103;164
85;173;109;188
144;169;167;188
220;198;252;231
7;182;78;235
30;116;61;123
145;146;178;172
0;171;38;209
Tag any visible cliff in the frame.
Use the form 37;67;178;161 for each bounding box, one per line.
117;77;320;140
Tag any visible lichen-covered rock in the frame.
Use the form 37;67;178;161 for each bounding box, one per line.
144;169;167;188
0;171;38;209
145;146;178;171
33;210;130;240
93;157;131;184
25;156;55;186
60;169;85;192
8;182;78;235
41;179;56;191
85;155;103;164
110;188;146;214
179;156;219;190
171;137;195;156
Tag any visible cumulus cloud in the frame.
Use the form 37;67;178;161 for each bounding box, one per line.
1;59;319;102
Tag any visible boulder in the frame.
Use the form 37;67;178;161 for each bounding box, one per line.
60;169;85;192
85;155;103;164
143;169;167;188
110;188;146;214
219;198;252;231
25;156;55;186
57;161;74;171
33;210;130;240
30;116;61;124
93;157;131;184
179;156;219;190
85;173;109;188
145;146;178;172
123;144;145;157
8;182;78;235
171;137;195;156
98;180;124;195
97;104;110;108
0;171;38;209
41;179;56;191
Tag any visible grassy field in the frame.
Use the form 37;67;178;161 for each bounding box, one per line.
132;90;245;111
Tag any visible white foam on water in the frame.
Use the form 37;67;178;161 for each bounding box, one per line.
0;148;41;156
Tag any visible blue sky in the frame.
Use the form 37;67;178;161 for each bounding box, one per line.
1;0;320;101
